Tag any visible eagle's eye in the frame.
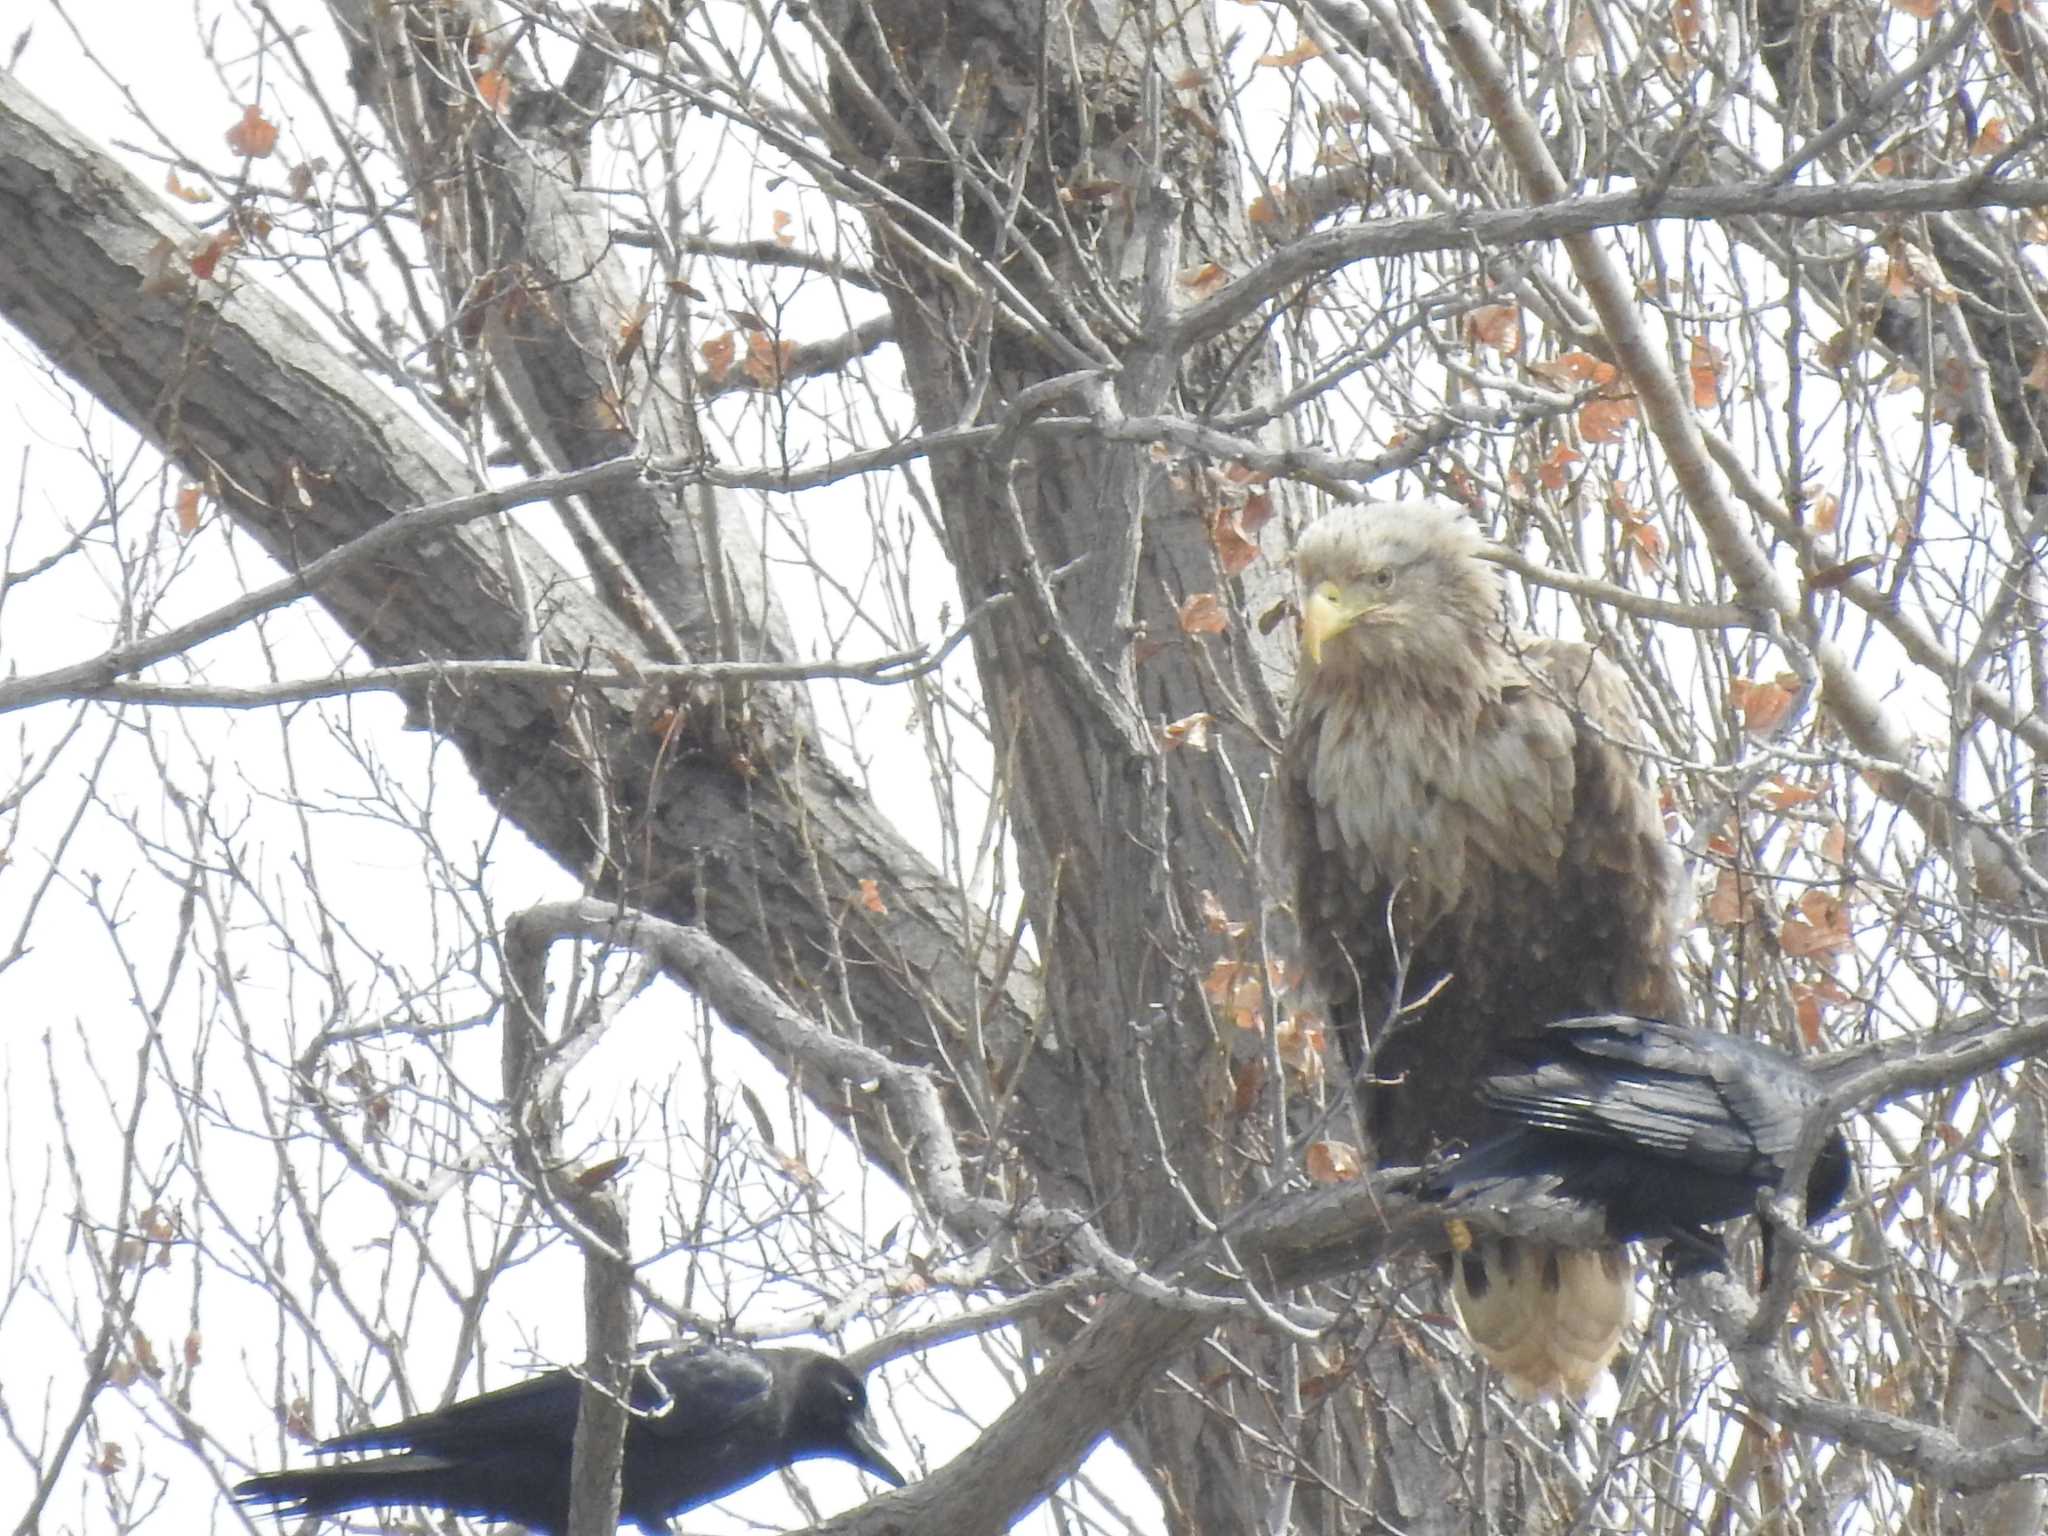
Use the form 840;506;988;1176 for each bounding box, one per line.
1368;567;1394;591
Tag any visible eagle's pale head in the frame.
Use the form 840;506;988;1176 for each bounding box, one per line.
1294;501;1501;675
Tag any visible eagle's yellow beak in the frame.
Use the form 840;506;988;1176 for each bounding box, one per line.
1301;581;1368;665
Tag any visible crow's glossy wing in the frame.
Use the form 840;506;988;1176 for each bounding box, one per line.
318;1346;772;1458
631;1347;777;1446
1480;1016;1819;1182
320;1370;583;1456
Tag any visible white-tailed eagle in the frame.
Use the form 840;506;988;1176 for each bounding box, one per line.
1282;501;1685;1399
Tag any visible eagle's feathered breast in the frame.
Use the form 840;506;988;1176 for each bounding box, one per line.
1299;665;1577;934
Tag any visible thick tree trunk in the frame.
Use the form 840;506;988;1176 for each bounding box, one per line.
807;2;1478;1529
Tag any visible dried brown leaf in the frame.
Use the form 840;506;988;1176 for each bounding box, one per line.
1466;304;1522;353
1535;445;1581;491
1178;591;1228;635
475;69;512;113
1731;676;1797;734
164;170;211;204
1579;395;1639;444
700;331;736;383
225;104;279;158
1257;37;1326;67
1529;351;1617;388
1198;888;1249;938
1707;866;1756;926
1307;1141;1362;1182
1161;711;1216;752
1688;335;1726;407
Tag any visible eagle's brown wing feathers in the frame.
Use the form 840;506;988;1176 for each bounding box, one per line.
1525;637;1685;1022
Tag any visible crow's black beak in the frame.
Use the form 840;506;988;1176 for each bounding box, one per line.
845;1412;906;1488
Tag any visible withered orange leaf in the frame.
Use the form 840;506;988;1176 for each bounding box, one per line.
1198;888;1248;937
1578;395;1639;443
1178;591;1228;635
226;104;279;158
1307;1141;1361;1182
1466;304;1522;353
475;70;512;113
1257;37;1326;68
1688;335;1726;407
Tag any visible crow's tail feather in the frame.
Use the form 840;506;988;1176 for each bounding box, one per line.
236;1457;475;1520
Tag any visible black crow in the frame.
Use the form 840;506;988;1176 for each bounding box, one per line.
236;1345;905;1534
1427;1015;1852;1279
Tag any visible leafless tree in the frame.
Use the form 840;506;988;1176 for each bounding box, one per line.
3;2;2048;1535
